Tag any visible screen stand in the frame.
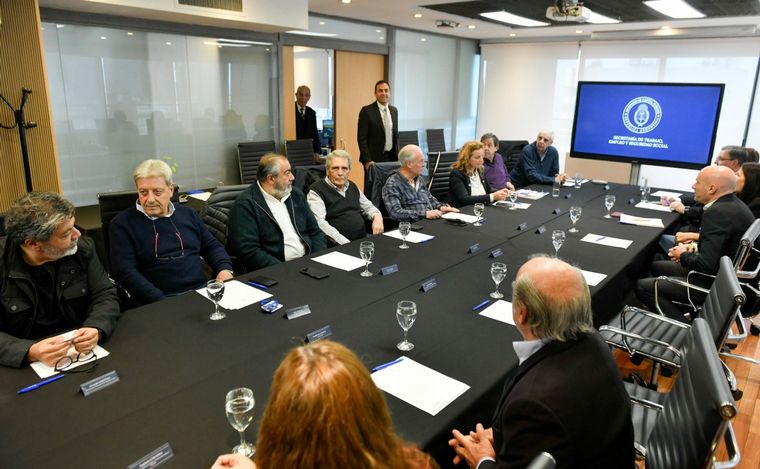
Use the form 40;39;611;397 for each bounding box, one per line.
629;162;641;185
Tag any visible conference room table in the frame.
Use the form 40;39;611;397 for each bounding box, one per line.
0;182;681;469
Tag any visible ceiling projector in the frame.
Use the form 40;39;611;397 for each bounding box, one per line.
546;1;591;22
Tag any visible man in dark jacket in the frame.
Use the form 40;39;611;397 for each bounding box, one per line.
228;154;326;272
449;256;634;469
0;192;120;368
295;85;321;157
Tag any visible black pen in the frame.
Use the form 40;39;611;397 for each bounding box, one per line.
17;374;65;395
371;357;404;373
246;280;268;290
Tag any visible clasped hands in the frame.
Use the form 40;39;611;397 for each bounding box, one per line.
449;423;496;468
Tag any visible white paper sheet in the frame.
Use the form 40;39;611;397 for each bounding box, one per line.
493;201;531;210
579;269;607;287
311;251;367;271
619;213;665;228
196;279;272;310
580;233;633;249
635;201;672;212
562;178;589;187
371;357;470;416
478;300;515;325
651;190;682;199
516;189;548;200
383;229;434;243
442;212;479;224
187;191;212;201
31;344;110;379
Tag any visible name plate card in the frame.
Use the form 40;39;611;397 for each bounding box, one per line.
467;243;481;254
535;225;546;234
420;278;438;292
628;198;636;204
604;184;611;190
489;248;503;258
284;305;312;320
305;325;333;343
128;442;174;469
564;193;572;199
552;208;561;215
80;370;119;397
516;222;528;231
380;264;399;275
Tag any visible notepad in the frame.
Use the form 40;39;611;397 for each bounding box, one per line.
371;357;470;416
581;233;633;249
478;300;515;325
516;189;548;200
635;201;672;212
442;212;479;224
312;251;367;271
619;213;665;228
579;269;607;287
196;279;272;310
383;229;434;243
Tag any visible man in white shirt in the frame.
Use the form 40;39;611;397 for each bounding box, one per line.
308;150;383;245
357;80;399;169
228;154;326;272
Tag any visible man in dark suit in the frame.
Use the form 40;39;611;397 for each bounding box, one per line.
357;80;398;169
449;256;635;469
295;85;321;157
637;165;754;319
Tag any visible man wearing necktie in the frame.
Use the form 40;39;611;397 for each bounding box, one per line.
357;80;399;170
295;85;321;157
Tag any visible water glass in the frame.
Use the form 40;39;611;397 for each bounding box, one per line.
396;300;417;351
640;178;649;202
398;222;411;249
604;195;616;219
569;206;582;233
473;203;485;226
359;241;374;277
552;179;561;197
552;230;565;255
573;173;583;189
490;262;507;299
225;387;256;457
508;190;518;210
207;280;226;321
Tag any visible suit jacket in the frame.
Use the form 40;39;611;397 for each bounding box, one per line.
357;101;398;166
482;333;634;469
295;103;320;154
679;193;754;275
449;168;494;207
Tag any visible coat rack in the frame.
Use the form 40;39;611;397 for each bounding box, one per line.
1;88;37;192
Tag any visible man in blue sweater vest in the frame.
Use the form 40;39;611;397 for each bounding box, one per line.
110;160;234;305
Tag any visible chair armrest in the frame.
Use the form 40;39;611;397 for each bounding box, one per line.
713;422;741;469
629;395;664;412
621;305;690;330
599;325;683;361
654;275;709;315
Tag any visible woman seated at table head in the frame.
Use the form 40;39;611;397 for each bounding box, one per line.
448;140;509;208
210;340;437;469
737;162;760;217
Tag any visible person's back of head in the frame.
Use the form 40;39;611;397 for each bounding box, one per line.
739;162;760;204
255;340;413;469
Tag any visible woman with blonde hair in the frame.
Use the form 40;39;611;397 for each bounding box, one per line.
211;340;437;469
449;140;509;208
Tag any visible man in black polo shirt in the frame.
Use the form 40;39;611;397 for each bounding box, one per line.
307;150;384;245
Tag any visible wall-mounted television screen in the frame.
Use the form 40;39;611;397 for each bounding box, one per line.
570;81;724;169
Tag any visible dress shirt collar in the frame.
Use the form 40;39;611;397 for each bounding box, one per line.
703;198;717;210
135;200;175;220
376;101;388;113
258;181;291;204
324;176;349;192
512;338;550;365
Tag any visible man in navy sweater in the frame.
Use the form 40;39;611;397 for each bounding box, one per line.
110;160;233;305
510;130;567;187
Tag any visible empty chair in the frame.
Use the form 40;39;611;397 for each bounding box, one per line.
426;128;446;153
238;140;275;184
201;184;250;247
427;151;458;202
499;140;529;173
285;138;318;168
397;130;419;149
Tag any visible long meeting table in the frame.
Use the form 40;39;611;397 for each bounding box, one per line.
0;183;681;469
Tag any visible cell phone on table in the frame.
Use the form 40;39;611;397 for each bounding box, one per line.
410;224;424;231
250;275;278;287
300;266;330;280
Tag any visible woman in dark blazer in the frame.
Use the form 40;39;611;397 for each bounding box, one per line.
449;140;509;208
737;162;760;218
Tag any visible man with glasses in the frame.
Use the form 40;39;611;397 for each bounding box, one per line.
110;159;233;305
510;130;567;188
0;192;120;368
307;150;383;245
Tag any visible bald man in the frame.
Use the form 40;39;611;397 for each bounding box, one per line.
509;130;566;188
295;85;321;156
450;256;634;469
637;165;755;319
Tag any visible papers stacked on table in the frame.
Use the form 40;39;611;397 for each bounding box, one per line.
563;179;589;187
635;201;672;212
493;201;531;210
579;269;607;287
619;213;665;228
383;229;434;243
196;280;272;309
442;212;479;224
516;189;548;200
651;190;682;199
371;357;470;416
580;233;633;249
312;251;367;271
479;300;515;325
31;344;110;379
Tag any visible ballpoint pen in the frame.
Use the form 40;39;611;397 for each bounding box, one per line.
17;374;65;395
472;299;491;311
371;357;404;373
247;280;268;290
596;236;606;242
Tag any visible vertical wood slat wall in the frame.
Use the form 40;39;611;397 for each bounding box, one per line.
0;0;61;212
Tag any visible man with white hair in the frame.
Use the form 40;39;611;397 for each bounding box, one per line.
110;159;233;305
510;130;566;187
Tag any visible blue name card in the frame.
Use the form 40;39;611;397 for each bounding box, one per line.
535;225;546;234
80;370;119;397
128;442;174;469
516;222;528;231
489;248;503;258
420;278;438;292
380;264;399;275
468;243;480;254
305;325;333;343
284;305;312;320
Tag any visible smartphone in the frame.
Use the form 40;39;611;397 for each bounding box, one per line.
300;266;330;280
249;275;278;287
410;224;424;231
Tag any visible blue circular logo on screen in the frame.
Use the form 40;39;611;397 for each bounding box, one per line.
622;97;662;134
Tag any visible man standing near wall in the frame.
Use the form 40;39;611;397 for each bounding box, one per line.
357;80;399;170
295;85;321;158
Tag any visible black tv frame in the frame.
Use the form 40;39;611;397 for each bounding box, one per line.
569;81;725;170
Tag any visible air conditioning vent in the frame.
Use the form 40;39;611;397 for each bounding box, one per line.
178;0;243;12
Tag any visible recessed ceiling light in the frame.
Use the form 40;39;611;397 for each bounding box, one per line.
100;36;107;40
468;25;476;29
413;13;423;18
575;29;583;34
481;11;549;27
166;42;172;45
660;25;671;30
586;10;621;24
341;0;351;4
376;29;382;33
379;36;385;40
127;32;134;36
286;30;339;37
56;24;64;28
509;33;517;37
643;0;705;19
420;37;427;42
319;21;325;25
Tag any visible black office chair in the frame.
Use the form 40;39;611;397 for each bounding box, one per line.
397;130;419;149
426;128;446;153
238;140;275;184
624;318;740;468
427;151;458;202
499;140;529;173
201;184;250;247
0;213;5;238
364;161;401;230
285;138;318;168
599;256;744;388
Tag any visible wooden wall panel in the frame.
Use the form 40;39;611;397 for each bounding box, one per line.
335;51;385;191
281;45;296;143
563;154;632;184
0;0;61;211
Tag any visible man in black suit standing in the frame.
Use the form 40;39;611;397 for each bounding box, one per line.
357;80;398;169
449;256;635;469
295;85;321;158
